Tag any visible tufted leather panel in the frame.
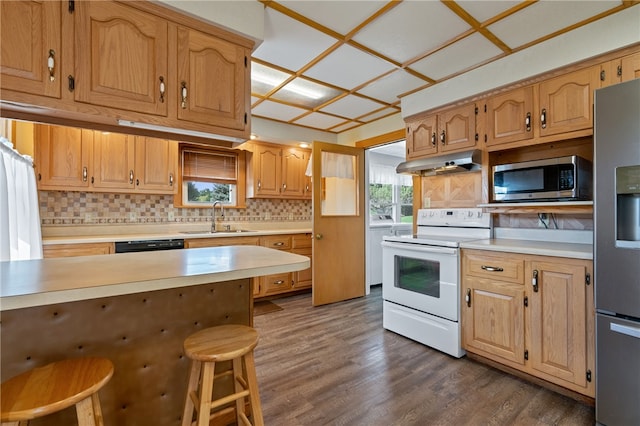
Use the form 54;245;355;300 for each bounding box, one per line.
1;278;252;426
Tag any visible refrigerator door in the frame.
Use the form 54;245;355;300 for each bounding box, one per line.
594;78;640;319
596;313;640;425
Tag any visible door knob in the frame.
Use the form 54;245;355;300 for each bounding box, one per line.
315;234;323;240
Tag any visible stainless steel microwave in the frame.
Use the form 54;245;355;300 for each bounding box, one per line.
492;155;592;202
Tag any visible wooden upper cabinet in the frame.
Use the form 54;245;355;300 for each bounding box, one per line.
538;66;599;137
406;116;437;159
621;51;640;82
252;144;281;197
282;148;309;198
134;136;178;193
485;86;534;146
0;1;62;98
35;125;93;189
438;103;477;152
177;26;248;130
74;1;169;116
92;132;135;190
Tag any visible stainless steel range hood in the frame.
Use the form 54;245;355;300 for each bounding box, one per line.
396;149;482;176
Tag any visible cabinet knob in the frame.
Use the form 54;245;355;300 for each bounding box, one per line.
315;234;323;240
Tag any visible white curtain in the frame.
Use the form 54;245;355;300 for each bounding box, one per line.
0;137;42;261
304;152;355;179
369;163;412;186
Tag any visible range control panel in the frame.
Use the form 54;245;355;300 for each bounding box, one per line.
416;208;490;228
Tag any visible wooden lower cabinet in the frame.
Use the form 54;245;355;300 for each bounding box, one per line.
43;242;114;258
461;249;594;397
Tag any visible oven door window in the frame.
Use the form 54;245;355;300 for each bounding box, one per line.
394;255;440;298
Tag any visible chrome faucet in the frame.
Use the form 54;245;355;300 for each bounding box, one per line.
211;201;224;232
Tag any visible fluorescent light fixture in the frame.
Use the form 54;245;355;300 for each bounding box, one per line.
252;72;323;100
117;120;247;143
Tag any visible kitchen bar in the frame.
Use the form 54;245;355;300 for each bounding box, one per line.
0;246;309;425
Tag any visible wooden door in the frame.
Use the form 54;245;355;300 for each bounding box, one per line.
35;125;92;190
74;1;168;115
538;66;599;137
253;145;281;197
0;1;61;98
462;277;525;365
406;115;437;159
485;87;534;146
438;103;477;152
177;26;248;130
92;132;135;190
134;137;178;193
312;142;365;305
621;52;640;82
281;148;308;198
527;260;588;388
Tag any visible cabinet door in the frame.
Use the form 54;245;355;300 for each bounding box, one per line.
177;26;248;130
462;277;525;365
438;103;477;152
406;115;437;159
134;137;178;193
92;132;135;190
527;261;588;389
43;243;113;258
485;87;534;146
621;52;640;82
253;145;281;197
35;125;93;189
292;248;312;289
281;148;308;198
75;1;168;116
0;1;61;98
538;66;599;137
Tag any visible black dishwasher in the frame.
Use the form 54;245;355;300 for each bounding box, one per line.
114;239;185;253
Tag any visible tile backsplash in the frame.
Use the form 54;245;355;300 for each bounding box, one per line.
39;191;311;226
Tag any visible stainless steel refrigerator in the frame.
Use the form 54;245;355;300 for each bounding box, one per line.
594;77;640;425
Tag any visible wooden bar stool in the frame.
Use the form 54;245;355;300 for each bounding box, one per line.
182;324;264;426
1;357;114;426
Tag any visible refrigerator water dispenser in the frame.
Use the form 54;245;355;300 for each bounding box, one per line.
616;165;640;247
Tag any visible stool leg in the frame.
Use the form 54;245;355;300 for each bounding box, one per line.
243;352;264;426
75;395;97;426
197;362;215;426
91;393;105;426
182;360;202;426
232;357;245;425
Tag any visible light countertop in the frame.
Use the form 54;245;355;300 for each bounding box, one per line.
461;238;592;260
0;246;310;311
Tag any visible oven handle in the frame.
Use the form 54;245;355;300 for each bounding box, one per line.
381;241;457;255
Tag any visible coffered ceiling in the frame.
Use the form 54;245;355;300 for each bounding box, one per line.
250;0;638;136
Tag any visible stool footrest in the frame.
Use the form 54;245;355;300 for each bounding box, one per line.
210;389;250;411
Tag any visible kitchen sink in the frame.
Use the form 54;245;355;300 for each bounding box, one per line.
179;229;256;235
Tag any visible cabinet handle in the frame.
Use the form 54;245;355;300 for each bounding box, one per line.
257;179;261;190
159;76;166;103
47;49;55;82
431;132;436;147
600;69;606;82
617;65;622;77
304;184;309;193
540;109;547;129
129;170;134;184
440;130;446;145
180;81;188;109
282;183;287;191
169;173;174;186
465;288;471;307
82;166;87;182
532;269;539;292
273;242;284;247
481;265;503;272
274;280;285;285
525;112;531;132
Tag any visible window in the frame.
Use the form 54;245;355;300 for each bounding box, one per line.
369;162;413;223
181;147;239;206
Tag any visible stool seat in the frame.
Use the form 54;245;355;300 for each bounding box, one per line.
182;324;264;426
1;357;113;425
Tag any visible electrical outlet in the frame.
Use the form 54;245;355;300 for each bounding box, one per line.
288;213;294;220
538;213;550;228
423;197;431;208
129;212;137;222
264;212;272;220
84;212;94;223
168;211;175;222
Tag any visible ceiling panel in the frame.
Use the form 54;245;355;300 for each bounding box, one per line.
247;0;637;139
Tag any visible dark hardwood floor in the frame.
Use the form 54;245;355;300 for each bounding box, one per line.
253;286;595;426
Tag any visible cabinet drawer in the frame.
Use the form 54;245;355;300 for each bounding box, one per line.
260;235;291;250
463;251;524;283
292;233;312;249
185;236;259;248
261;273;292;295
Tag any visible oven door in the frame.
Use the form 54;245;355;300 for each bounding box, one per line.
381;240;459;321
